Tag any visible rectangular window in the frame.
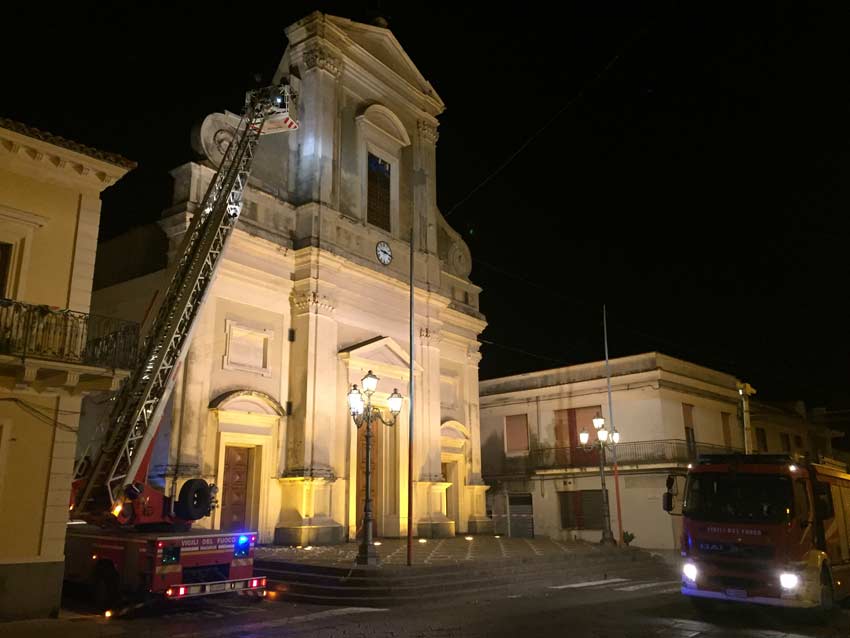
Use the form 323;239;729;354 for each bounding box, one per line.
367;153;391;232
756;427;768;452
780;433;791;453
559;490;606;529
0;242;11;298
721;412;732;449
794;434;804;450
505;414;529;455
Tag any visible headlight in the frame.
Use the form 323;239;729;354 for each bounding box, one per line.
683;563;698;582
780;573;799;590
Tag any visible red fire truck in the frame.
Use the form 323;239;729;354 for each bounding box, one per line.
663;453;850;612
64;83;297;613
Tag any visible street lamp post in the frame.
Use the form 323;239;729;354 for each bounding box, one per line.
579;415;619;546
347;370;403;566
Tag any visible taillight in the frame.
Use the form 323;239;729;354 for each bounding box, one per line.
251;579;258;588
178;586;186;596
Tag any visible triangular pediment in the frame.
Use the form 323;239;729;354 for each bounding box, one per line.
339;336;423;379
283;13;444;111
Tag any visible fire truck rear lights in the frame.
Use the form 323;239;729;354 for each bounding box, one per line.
157;541;164;548
91;554;97;560
251;579;259;588
104;610;113;618
111;503;123;517
165;588;173;597
178;586;186;596
251;536;256;542
238;535;249;544
683;563;698;583
789;464;798;472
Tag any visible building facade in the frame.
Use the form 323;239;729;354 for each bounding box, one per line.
88;13;490;546
479;352;840;550
0;119;135;619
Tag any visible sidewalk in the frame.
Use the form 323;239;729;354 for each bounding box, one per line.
0;613;120;638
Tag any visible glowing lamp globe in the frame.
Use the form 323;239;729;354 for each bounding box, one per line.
361;370;379;395
597;427;609;443
579;430;590;446
388;389;403;415
347;386;364;415
592;416;605;430
612;430;620;444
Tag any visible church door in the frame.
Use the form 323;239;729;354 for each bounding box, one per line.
221;446;250;532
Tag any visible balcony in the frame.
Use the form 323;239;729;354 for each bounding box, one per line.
0;298;138;391
489;439;743;478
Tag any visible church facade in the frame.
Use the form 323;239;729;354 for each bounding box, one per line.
90;12;490;544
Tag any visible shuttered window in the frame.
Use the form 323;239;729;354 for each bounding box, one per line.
559;490;606;530
505;414;529;455
367;153;391;232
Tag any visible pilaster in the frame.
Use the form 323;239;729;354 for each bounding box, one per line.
293;41;341;206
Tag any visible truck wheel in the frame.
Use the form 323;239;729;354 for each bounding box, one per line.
93;565;119;612
176;479;212;520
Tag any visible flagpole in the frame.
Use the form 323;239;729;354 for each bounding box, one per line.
407;224;415;566
604;305;624;545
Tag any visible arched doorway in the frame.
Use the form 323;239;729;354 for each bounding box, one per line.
441;420;470;534
209;390;284;537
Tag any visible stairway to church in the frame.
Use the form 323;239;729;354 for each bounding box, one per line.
254;538;670;606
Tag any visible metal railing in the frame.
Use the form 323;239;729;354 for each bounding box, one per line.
490;439;743;477
0;298;139;370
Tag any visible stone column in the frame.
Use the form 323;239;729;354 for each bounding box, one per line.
464;350;492;534
415;121;439;255
415;327;454;538
276;270;344;545
293;42;341;206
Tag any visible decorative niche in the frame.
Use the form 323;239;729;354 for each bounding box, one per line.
222;319;273;377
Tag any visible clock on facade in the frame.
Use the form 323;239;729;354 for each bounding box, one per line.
376;241;392;265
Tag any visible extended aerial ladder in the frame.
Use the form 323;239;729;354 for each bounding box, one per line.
72;84;298;527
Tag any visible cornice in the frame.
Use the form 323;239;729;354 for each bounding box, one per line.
0;126;132;192
302;42;343;77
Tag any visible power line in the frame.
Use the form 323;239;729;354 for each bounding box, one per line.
443;22;652;219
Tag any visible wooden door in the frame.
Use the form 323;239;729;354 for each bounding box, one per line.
356;420;382;538
221;446;250;532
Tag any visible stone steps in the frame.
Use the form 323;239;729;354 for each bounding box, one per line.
256;547;664;606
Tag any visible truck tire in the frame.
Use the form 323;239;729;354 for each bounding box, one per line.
176;479;212;520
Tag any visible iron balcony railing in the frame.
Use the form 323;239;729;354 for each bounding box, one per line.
492;439;744;477
0;298;139;370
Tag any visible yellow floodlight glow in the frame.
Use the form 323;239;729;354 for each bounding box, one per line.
111;502;123;517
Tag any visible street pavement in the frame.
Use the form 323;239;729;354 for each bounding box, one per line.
4;558;849;637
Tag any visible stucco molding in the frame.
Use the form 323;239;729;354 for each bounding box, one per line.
291;290;335;315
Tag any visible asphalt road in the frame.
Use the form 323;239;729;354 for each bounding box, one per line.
8;565;850;638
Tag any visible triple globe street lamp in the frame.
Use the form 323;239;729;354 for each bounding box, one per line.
578;415;620;546
347;370;403;565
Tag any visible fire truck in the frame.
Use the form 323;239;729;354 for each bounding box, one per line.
64;82;298;612
663;453;850;613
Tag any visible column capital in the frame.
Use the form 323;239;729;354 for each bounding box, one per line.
302;44;342;77
416;120;439;145
292;290;335;316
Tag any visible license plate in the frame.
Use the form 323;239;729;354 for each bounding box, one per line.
725;588;747;599
209;583;226;593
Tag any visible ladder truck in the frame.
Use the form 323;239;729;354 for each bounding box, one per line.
64;83;298;612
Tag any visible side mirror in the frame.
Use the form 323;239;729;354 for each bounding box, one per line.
666;475;675;490
662;492;674;512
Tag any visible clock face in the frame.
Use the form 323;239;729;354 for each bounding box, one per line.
376;241;392;265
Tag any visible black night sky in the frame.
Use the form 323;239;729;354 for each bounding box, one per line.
3;2;849;413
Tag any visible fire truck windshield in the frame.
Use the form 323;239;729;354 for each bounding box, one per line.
683;473;792;524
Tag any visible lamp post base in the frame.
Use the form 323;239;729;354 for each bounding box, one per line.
599;531;617;547
355;543;380;566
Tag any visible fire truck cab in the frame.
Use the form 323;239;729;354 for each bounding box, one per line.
664;454;850;611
